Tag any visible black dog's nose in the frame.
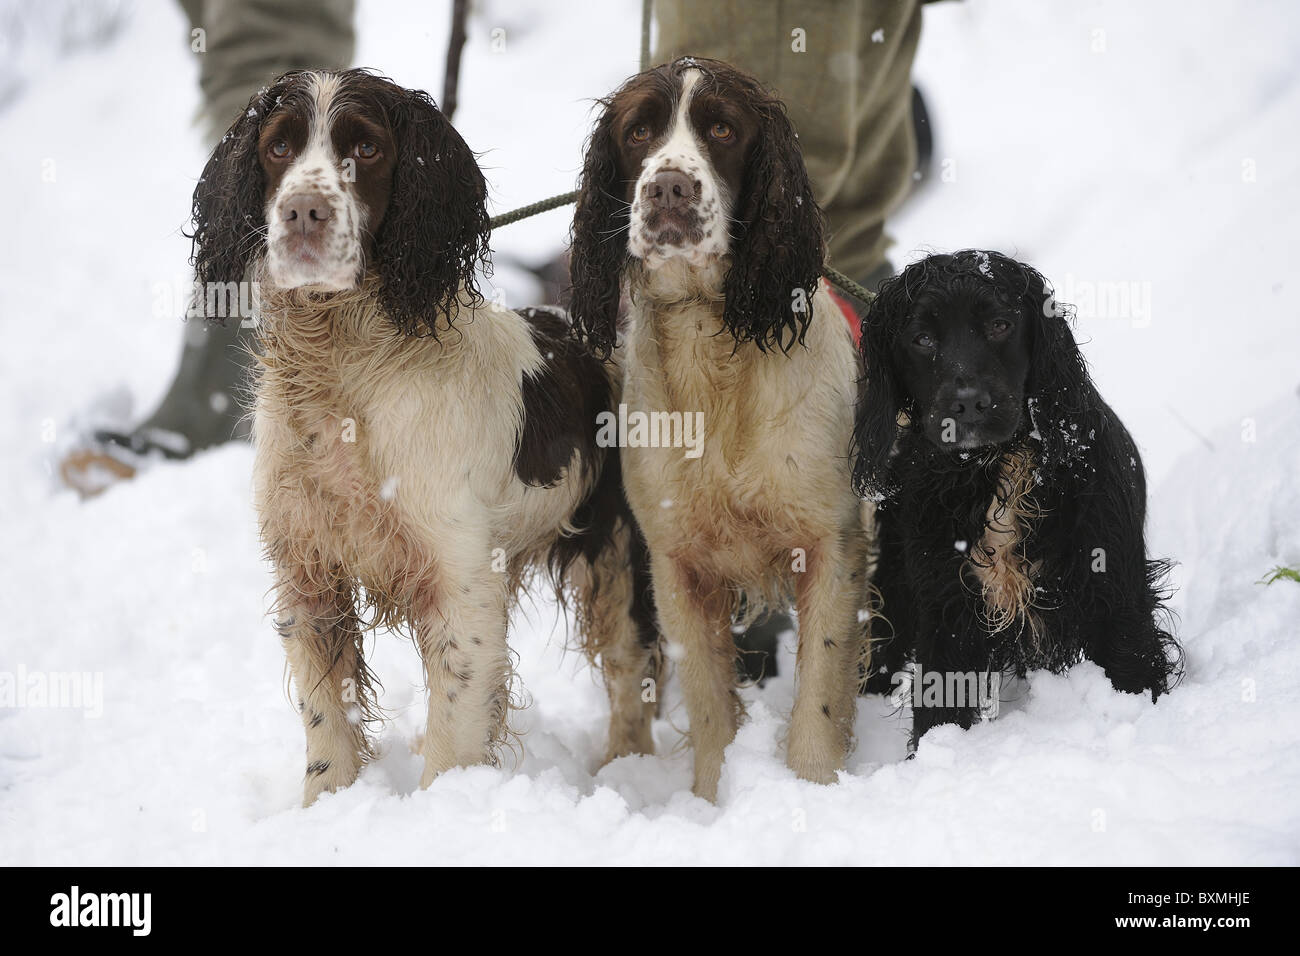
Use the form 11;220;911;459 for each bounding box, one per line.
949;386;992;424
643;169;697;210
281;192;332;236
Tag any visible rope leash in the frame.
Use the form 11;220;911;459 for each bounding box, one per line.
487;190;578;229
487;192;876;305
823;268;876;304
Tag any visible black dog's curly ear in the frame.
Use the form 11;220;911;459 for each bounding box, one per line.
722;90;825;353
1008;255;1098;472
189;77;295;323
568;101;628;361
851;272;910;498
374;86;491;336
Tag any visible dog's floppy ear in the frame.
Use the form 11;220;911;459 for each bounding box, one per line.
851;271;910;498
568;99;628;361
189;75;297;323
373;85;491;336
1007;254;1098;473
722;85;825;353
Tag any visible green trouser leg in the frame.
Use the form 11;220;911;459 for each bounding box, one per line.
139;0;355;450
653;0;921;283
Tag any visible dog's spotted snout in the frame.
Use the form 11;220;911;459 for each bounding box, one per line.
281;191;333;236
643;169;699;211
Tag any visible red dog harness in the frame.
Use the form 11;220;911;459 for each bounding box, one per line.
826;283;863;348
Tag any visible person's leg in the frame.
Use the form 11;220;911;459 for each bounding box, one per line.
193;0;356;144
73;0;356;479
653;0;922;284
132;0;356;454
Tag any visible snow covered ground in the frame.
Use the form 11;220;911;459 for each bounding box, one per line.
2;0;1298;865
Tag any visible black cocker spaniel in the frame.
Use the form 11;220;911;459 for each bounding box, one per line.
853;250;1182;746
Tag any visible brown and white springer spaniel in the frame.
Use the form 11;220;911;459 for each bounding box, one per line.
190;69;658;806
569;58;872;800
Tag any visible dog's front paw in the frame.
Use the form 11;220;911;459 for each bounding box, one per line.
601;713;656;767
785;749;839;786
601;740;654;768
690;754;724;803
301;760;358;807
786;715;846;785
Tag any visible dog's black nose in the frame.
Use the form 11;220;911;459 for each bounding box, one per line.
643;169;698;210
281;192;332;236
949;386;992;424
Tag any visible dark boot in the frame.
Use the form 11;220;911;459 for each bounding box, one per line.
733;597;791;685
60;319;251;496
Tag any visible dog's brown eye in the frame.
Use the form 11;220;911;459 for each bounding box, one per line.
709;122;733;141
913;332;936;349
355;141;379;160
269;140;292;160
989;319;1013;336
628;125;651;145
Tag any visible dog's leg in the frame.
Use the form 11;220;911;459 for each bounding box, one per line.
580;521;661;763
1071;522;1185;702
415;560;512;787
862;509;911;695
654;554;739;801
1079;563;1180;702
787;533;865;785
910;592;988;745
275;568;373;807
597;592;661;763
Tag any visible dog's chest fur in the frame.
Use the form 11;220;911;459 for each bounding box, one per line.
251;288;586;601
622;282;860;587
893;441;1045;641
